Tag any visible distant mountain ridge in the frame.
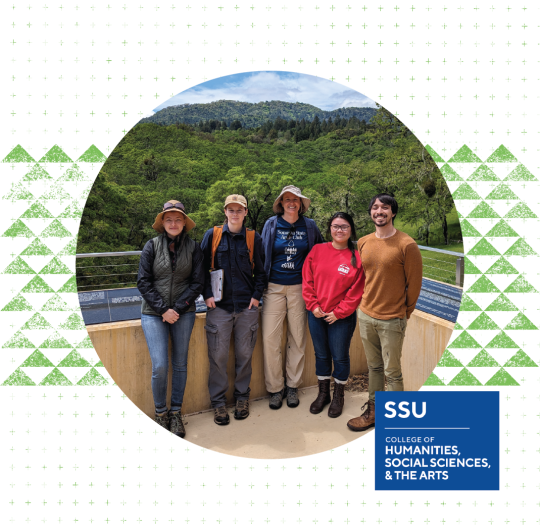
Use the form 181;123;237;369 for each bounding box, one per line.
139;100;377;128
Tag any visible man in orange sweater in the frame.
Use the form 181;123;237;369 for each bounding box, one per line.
347;194;423;432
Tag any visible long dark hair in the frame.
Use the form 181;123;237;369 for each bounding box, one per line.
326;212;358;268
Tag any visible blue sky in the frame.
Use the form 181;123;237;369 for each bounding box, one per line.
153;71;376;113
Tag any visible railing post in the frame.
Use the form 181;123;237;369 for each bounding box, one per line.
456;257;464;288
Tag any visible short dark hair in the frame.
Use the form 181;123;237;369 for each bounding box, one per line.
326;212;358;268
368;193;398;224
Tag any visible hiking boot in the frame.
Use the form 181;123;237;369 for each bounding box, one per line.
269;388;285;410
328;382;345;418
154;410;170;430
169;410;186;438
286;386;300;408
309;379;331;414
234;399;250;420
347;400;375;432
214;406;230;426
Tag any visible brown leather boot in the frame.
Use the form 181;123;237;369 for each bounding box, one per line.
328;382;345;418
309;379;331;414
347;400;375;432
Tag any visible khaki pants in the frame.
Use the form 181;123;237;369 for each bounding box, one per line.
262;283;307;393
357;308;408;402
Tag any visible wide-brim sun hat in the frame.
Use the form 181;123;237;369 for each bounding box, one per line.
152;200;196;233
273;185;311;214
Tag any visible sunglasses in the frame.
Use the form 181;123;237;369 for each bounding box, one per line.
163;201;185;212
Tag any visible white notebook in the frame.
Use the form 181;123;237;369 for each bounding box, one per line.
210;269;224;302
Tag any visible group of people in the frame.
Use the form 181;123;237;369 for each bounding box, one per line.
137;186;423;439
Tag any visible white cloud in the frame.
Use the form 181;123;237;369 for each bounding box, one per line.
154;71;376;112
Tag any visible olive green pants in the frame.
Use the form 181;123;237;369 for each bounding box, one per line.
357;308;408;402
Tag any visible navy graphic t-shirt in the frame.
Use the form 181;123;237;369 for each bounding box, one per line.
269;216;309;285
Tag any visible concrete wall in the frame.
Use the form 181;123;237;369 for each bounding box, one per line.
87;309;452;417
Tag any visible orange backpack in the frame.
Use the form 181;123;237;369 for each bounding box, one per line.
210;226;256;271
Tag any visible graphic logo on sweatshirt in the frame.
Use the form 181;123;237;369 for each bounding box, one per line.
338;264;350;275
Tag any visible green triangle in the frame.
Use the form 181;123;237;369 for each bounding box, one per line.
486;184;520;201
59;313;86;330
504;164;537;182
448;368;483;386
2;368;36;386
467;349;500;367
423;145;444;162
454;322;464;330
448;331;482;348
484;368;519;386
467;202;500;219
58;163;88;182
437;349;464;367
2;144;35;163
3;256;36;274
2;331;35;349
485;257;519;275
39;368;73;386
450;183;482;200
39;257;72;275
468;275;500;293
2;220;35;238
2;294;34;312
468;238;500;256
504;238;537;257
58;349;92;367
467;312;500;330
39;144;72;163
3;183;35;201
21;313;52;330
94;360;104;367
485;331;519;349
464;258;482;274
20;349;55;367
77;368;109;386
77;144;107;163
39;184;72;202
23;164;53;181
21;276;55;293
504;312;538;331
57;239;77;256
467;164;499;182
460;219;482;237
57;276;77;293
504;275;538;293
504;203;537;219
39;331;72;349
20;238;54;256
40;219;72;238
76;336;94;349
423;373;446;386
485;145;518;163
439;164;463;181
20;203;55;219
485;220;519;238
57;202;84;219
448;145;482;163
485;294;519;311
458;294;482;311
41;294;71;312
504;349;538;368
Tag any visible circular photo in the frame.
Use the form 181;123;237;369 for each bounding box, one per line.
77;71;463;458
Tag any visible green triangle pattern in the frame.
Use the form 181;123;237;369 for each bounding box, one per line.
40;295;71;312
448;368;482;386
39;368;73;386
485;331;519;349
440;164;462;181
20;350;54;367
423;373;446;386
77;144;107;162
460;220;482;237
485;368;519;386
485;220;519;238
504;275;538;293
451;183;482;200
448;145;482;163
504;350;538;368
504;239;537;257
57;239;77;256
3;183;35;201
2;294;34;311
504;203;537;219
21;276;55;293
39;257;72;275
2;220;35;238
20;203;55;219
2;331;35;349
467;312;500;330
468;238;500;256
59;313;86;330
437;350;464;367
58;164;88;181
467;202;500;219
40;220;72;238
486;184;519;201
458;294;483;311
467;350;500;367
449;331;482;348
23;164;52;181
57;276;78;293
39;332;72;349
485;145;518;163
3;257;36;274
58;349;92;367
504;164;537;181
464;258;482;274
77;368;109;386
39;145;72;163
468;275;500;293
467;165;499;181
21;238;54;256
57;202;84;218
486;257;519;275
2;145;35;163
485;294;519;311
21;313;52;330
2;368;36;386
504;313;538;331
76;336;94;349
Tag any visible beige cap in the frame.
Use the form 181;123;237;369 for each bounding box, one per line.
224;194;248;209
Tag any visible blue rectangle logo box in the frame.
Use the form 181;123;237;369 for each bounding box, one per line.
375;391;499;490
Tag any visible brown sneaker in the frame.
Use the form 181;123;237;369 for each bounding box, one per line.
169;410;186;438
214;406;230;426
154;410;170;431
309;379;331;414
234;399;250;420
347;400;375;432
328;382;345;418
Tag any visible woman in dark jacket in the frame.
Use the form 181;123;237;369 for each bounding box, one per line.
137;200;204;438
260;185;323;409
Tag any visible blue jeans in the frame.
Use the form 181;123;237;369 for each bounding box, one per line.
307;311;357;382
141;311;196;413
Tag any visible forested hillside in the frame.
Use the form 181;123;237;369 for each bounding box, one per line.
139;100;377;128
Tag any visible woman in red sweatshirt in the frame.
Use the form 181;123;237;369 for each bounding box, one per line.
302;212;365;418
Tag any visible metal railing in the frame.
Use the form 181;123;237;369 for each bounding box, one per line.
75;245;465;291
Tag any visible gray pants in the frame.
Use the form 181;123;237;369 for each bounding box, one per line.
205;306;260;408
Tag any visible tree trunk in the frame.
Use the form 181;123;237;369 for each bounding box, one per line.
442;214;448;245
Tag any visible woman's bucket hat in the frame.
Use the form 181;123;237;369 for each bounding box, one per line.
273;185;311;214
152;200;196;233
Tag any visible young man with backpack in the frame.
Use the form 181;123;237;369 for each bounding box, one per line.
200;195;267;426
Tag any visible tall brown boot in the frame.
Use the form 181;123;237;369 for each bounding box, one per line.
328;382;345;418
309;379;331;414
347;400;375;432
